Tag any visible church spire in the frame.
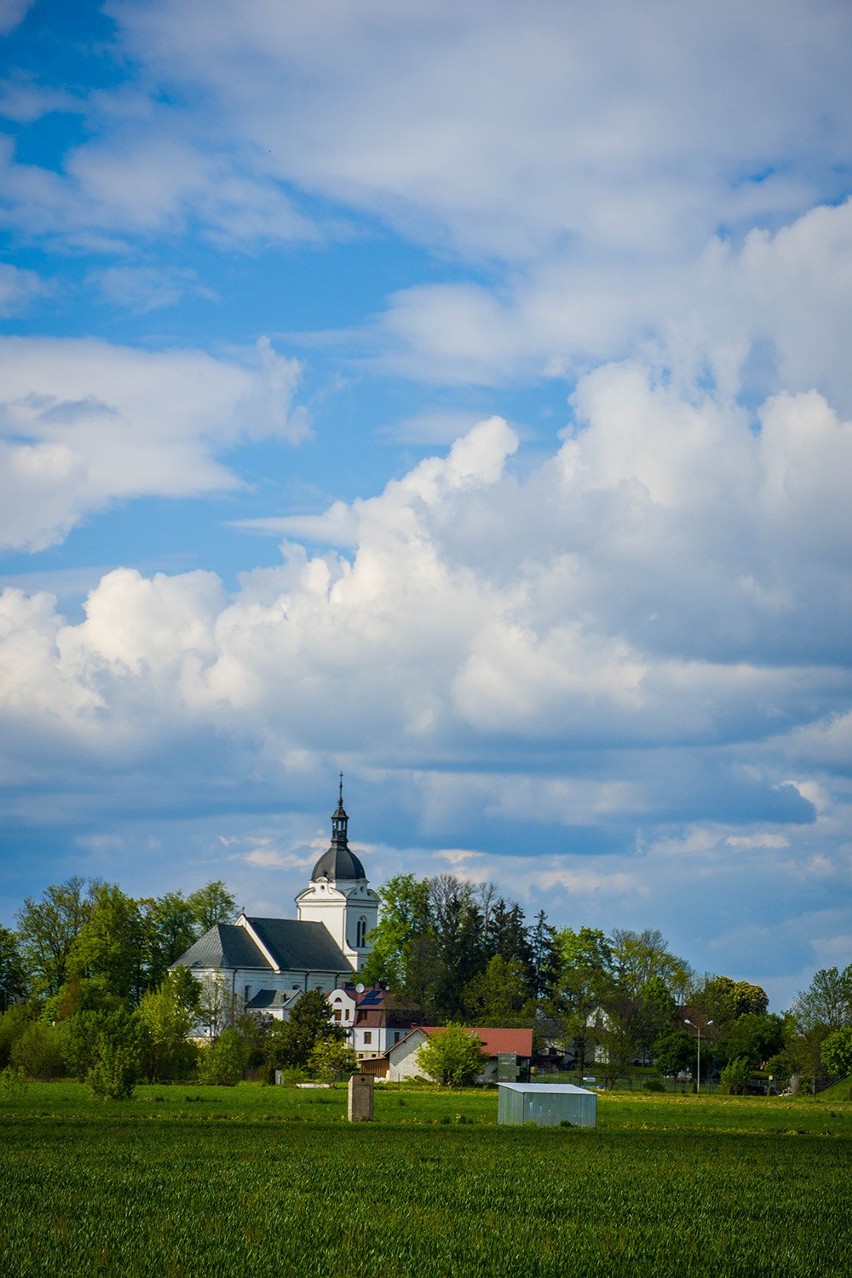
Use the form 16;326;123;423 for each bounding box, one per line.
331;771;349;849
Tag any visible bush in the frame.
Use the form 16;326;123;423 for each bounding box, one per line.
720;1056;751;1095
87;1040;138;1100
0;1065;27;1097
198;1029;247;1086
644;1077;665;1092
416;1025;483;1087
10;1020;66;1080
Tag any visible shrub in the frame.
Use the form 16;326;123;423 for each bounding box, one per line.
87;1040;138;1100
0;1065;28;1097
10;1021;66;1080
198;1029;247;1086
720;1056;751;1095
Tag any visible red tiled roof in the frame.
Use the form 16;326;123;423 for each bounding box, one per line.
415;1026;533;1058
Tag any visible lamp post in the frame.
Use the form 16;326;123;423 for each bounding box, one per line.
684;1018;713;1092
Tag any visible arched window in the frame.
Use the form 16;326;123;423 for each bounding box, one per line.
356;916;367;948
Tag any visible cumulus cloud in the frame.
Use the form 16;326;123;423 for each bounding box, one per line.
0;336;308;550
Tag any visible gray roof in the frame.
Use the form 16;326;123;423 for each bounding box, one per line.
174;917;351;975
311;844;366;882
247;917;350;973
245;988;302;1010
176;924;272;971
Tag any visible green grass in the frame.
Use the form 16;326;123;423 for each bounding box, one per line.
1;1083;849;1276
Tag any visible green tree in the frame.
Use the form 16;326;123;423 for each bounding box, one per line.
416;1024;483;1086
718;1013;783;1069
0;1005;33;1070
550;927;616;1076
695;975;769;1026
820;1027;852;1080
652;1027;694;1076
141;891;200;987
788;965;852;1083
15;877;97;999
270;990;343;1071
198;1027;248;1085
0;925;27;1009
137;978;198;1082
359;873;431;990
529;911;560;1002
428;876;486;1020
87;1038;139;1100
611;928;691;1000
308;1037;358;1083
720;1056;752;1095
463;954;534;1025
10;1020;67;1080
187;881;238;933
67;883;148;1005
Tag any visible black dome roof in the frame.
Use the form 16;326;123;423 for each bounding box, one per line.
311;776;366;882
311;844;366;882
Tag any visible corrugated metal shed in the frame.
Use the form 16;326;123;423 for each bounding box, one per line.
497;1083;597;1127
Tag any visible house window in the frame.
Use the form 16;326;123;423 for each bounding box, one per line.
356;916;367;947
394;1031;401;1043
334;1010;341;1021
364;1032;372;1045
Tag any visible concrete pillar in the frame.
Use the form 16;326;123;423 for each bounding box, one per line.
348;1073;374;1121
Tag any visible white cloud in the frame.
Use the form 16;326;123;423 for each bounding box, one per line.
0;261;48;316
0;336;308;550
87;264;216;313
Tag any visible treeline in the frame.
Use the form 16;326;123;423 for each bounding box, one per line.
1;872;851;1094
360;872;852;1089
0;877;354;1095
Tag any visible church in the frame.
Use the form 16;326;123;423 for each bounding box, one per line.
174;779;380;1023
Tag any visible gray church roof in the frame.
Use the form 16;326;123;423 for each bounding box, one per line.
248;917;350;972
177;924;271;971
174;917;350;975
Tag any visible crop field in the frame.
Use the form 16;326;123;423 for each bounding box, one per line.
1;1084;849;1277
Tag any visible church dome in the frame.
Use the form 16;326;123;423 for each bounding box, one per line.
310;775;366;882
311;844;366;882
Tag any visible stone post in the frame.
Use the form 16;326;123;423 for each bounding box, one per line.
348;1073;374;1121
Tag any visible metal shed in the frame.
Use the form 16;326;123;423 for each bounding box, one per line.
497;1082;597;1127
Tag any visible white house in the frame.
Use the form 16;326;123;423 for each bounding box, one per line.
173;779;379;1025
386;1026;534;1084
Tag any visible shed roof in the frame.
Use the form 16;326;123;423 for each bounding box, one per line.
498;1083;593;1094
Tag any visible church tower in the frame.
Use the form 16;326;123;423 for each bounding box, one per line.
295;776;378;970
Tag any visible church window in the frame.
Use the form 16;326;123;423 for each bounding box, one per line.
244;985;251;1002
356;916;367;947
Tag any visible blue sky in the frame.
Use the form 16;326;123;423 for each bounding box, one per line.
2;0;851;1010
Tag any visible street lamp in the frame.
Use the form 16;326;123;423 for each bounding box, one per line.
684;1018;713;1092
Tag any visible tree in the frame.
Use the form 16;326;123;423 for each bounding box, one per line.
718;1013;783;1069
10;1020;67;1080
593;1001;637;1087
198;1027;248;1085
15;877;97;999
68;883;148;1005
463;955;534;1026
428;875;486;1020
720;1056;751;1095
529;911;560;1003
269;990;344;1072
187;881;238;933
195;970;239;1041
416;1024;483;1086
652;1027;694;1076
820;1027;852;1080
137;978;198;1082
308;1038;358;1083
550;927;616;1076
359;874;431;990
0;926;27;1009
791;966;852;1036
0;1005;33;1070
695;975;769;1026
142;892;200;987
611;929;691;1000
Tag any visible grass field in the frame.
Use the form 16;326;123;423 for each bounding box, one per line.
2;1083;849;1276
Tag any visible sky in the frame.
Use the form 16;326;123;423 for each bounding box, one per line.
1;0;851;1011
